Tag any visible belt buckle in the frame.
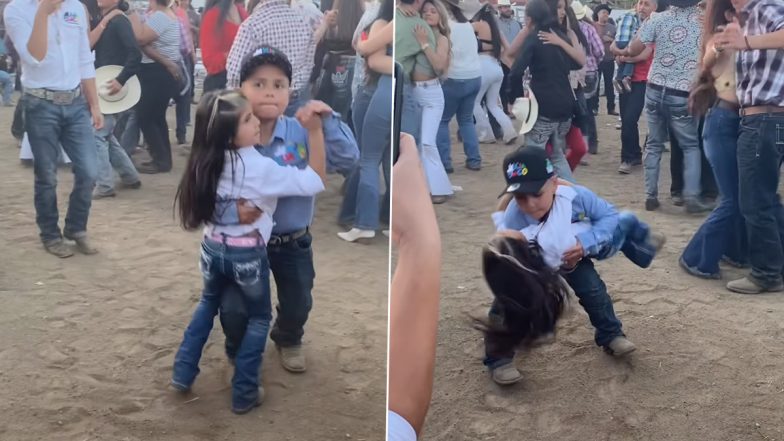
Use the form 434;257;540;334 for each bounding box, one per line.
268;236;282;246
51;91;75;105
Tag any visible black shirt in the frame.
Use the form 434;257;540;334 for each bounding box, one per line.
93;14;142;85
509;27;579;122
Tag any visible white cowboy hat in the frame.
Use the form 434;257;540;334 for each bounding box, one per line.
570;0;591;20
512;89;539;136
496;0;512;6
95;65;141;115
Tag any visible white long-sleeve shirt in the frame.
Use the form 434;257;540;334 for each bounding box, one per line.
3;0;96;90
206;146;325;242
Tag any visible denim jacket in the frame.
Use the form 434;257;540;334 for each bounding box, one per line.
492;184;619;257
214;111;358;233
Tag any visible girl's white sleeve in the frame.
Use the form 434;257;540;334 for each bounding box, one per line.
256;159;326;198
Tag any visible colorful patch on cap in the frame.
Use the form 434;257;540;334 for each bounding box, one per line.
507;162;527;179
546;159;554;174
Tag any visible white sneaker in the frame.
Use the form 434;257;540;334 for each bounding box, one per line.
337;228;376;243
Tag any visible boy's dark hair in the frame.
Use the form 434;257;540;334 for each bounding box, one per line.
476;235;571;350
239;46;293;84
175;90;248;230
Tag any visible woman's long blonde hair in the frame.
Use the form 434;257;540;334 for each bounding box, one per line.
423;0;451;42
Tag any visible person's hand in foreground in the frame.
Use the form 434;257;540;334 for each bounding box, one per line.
389;133;442;438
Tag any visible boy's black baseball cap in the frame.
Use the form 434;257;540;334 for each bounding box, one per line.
239;46;293;84
500;147;555;196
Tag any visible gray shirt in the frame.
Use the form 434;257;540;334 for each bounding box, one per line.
498;16;521;45
141;11;181;64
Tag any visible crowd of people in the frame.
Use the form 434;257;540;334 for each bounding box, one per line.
1;0;399;415
389;0;784;438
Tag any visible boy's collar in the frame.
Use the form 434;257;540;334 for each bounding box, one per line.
258;116;288;146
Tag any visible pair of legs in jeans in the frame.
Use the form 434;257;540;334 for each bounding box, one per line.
24;94;98;246
0;70;13;106
681;107;748;278
524;116;575;182
643;86;704;209
93;114;141;197
219;232;316;361
734;113;784;291
172;239;271;413
437;76;482;171
137;62;178;172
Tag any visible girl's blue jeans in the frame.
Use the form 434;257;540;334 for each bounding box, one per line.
172;238;272;410
596;211;657;268
681;106;748;276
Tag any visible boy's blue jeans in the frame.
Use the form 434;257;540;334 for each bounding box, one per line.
614;41;635;80
172;239;272;410
484;258;625;369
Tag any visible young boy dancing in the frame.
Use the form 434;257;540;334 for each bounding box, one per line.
484;147;665;385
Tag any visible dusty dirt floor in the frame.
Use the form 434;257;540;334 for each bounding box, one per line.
423;105;784;440
0;95;387;441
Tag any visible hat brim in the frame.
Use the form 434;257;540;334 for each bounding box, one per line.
498;179;549;198
512;89;539;135
95;65;141;115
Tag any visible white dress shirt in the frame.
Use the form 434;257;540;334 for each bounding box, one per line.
205;146;325;242
3;0;95;90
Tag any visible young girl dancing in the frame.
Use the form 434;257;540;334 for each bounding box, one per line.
171;89;327;414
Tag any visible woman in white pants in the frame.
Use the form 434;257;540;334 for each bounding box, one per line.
412;0;454;204
472;5;517;144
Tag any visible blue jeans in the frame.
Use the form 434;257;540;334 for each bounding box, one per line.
596;211;657;268
401;81;422;148
94;113;140;194
25;94;98;243
220;232;316;354
643;86;702;200
483;258;624;369
354;75;391;230
118;108;140;154
737;113;784;288
681;107;748;276
437;77;482;170
0;70;13;105
172;239;271;410
524;116;574;182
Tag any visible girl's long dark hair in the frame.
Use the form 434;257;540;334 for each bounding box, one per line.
689;0;734;116
328;0;364;43
378;0;395;22
446;2;468;23
175;90;247;230
553;0;589;54
526;0;559;34
474;5;503;59
476;236;571;350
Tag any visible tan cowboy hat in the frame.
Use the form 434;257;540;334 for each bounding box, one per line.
512;89;538;136
570;0;591;20
95;65;141;115
443;0;487;20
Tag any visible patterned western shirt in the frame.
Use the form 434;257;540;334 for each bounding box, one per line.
736;0;784;107
226;0;316;90
579;20;604;73
638;6;703;92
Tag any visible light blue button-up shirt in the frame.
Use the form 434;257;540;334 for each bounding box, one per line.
3;0;95;90
492;184;620;257
215;112;358;235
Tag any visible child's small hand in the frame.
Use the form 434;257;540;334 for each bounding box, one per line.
295;100;332;132
562;241;585;268
237;198;263;224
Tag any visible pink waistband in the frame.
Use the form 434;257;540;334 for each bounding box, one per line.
205;233;265;247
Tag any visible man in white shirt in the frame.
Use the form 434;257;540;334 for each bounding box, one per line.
4;0;104;258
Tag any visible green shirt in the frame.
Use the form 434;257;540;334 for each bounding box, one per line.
394;9;436;79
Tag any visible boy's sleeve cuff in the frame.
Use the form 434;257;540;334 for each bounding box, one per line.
576;231;598;255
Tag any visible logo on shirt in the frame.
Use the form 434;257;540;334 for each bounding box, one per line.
271;142;308;166
63;11;80;25
507;162;527;178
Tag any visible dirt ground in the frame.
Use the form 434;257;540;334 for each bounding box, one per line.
0;97;387;441
424;106;784;440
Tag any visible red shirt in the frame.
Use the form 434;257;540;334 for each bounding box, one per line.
632;46;654;83
199;5;249;75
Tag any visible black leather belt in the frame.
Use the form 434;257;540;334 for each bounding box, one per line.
647;83;689;98
267;228;309;247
